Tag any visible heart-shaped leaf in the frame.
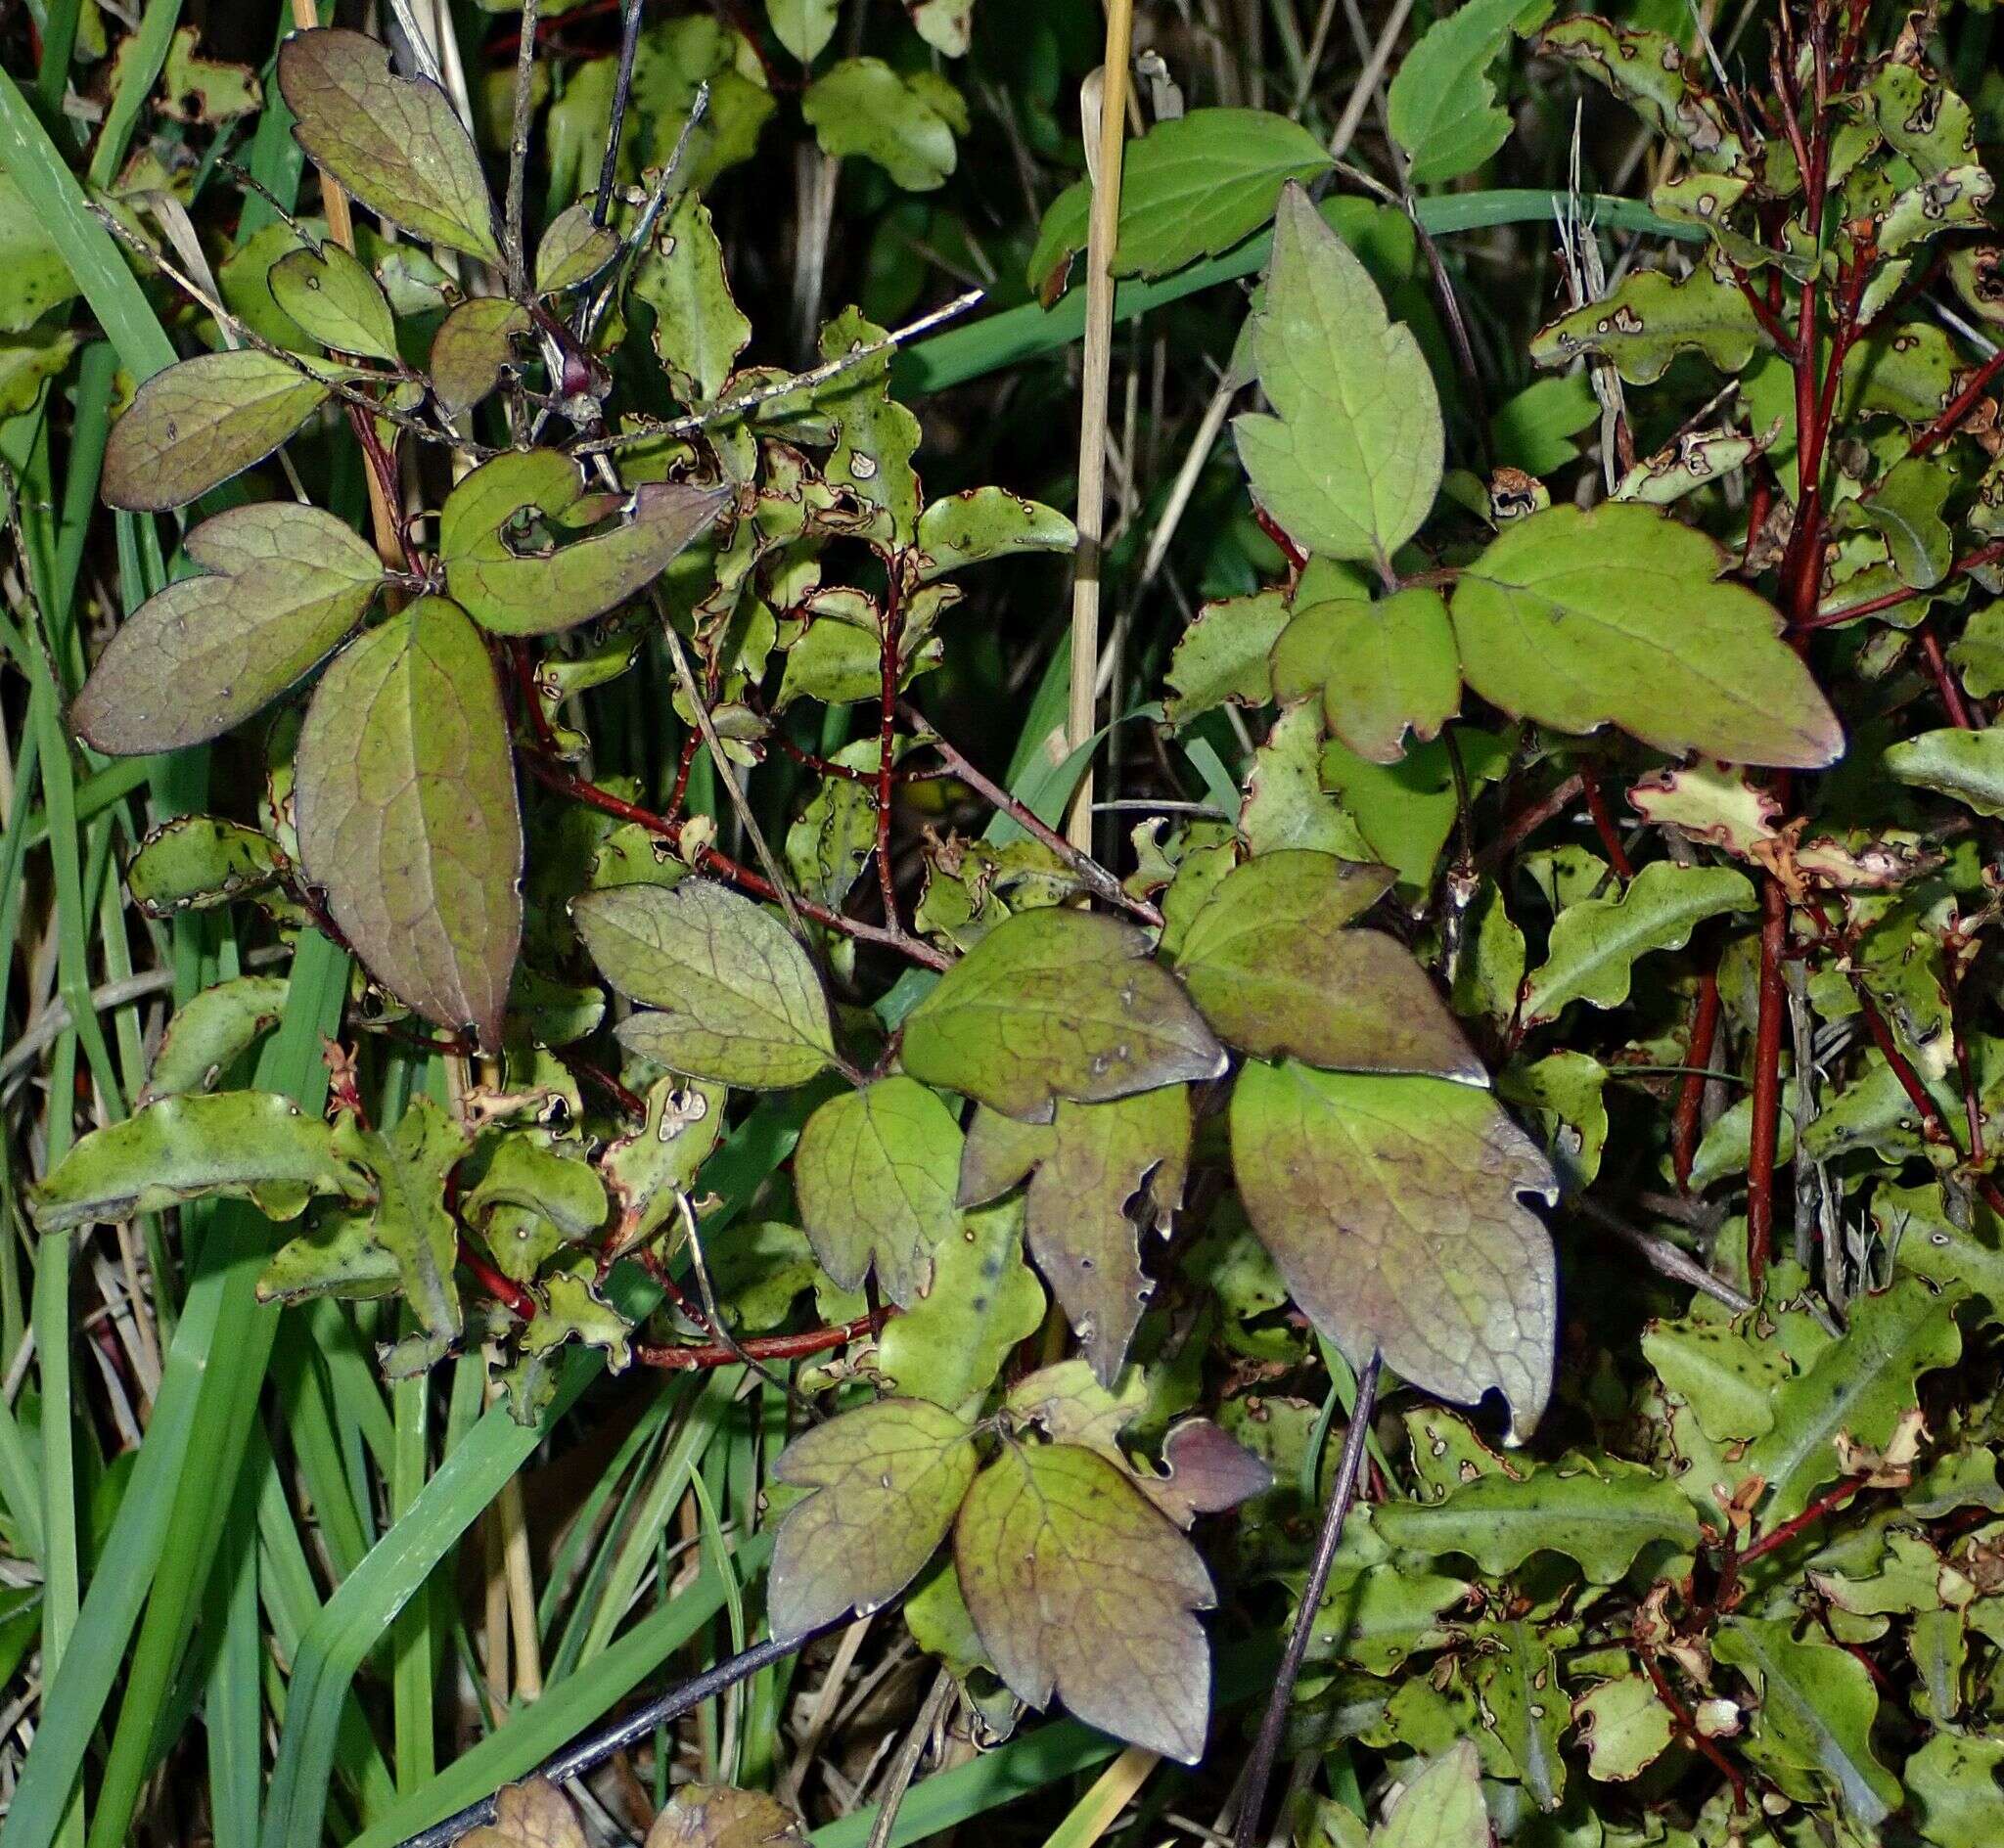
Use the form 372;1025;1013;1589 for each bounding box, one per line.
102;349;334;512
901;908;1226;1123
72;503;383;753
571;881;837;1088
440;450;730;636
295;597;524;1048
278;27;501;262
1231;1060;1559;1438
769;1398;978;1638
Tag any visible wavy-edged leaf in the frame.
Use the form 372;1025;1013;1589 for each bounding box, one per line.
959;1086;1191;1385
1231;1061;1558;1438
632;190;751;402
794;1076;963;1305
440;449;730;636
1373;1454;1700;1582
296;596;524;1048
102;349;333;512
125;816;282;915
1389;0;1545;185
278;26;501;262
768;1397;977;1638
1450;503;1844;768
1175;850;1479;1079
463;1136;609;1284
572;881;836;1088
139;976;290;1105
1270;581;1460;764
901;907;1226;1123
875;1196;1044;1409
914;487;1077;584
955;1440;1214;1762
1878;1182;2004;1320
1164;588;1291;725
1522;861;1755;1025
1529;257;1761;385
1235;185;1442;568
269;241;398;361
30;1093;373;1232
72;503;382;753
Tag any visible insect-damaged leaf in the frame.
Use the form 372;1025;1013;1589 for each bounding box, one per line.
913;487;1077;584
571;881;837;1088
296;596;524;1049
102;349;334;512
1231;1062;1558;1438
768;1397;978;1639
959;1086;1191;1386
125;817;282;916
278;27;501;263
269;241;399;362
900;908;1226;1123
462;1136;609;1284
439;450;730;637
1372;1454;1701;1583
29;1093;373;1232
1270;581;1460;765
1174;850;1481;1080
794;1076;963;1306
1450;503;1845;769
875;1196;1046;1409
955;1440;1215;1762
139;975;289;1105
72;503;383;754
1235;184;1442;569
632;191;752;403
643;1786;808;1848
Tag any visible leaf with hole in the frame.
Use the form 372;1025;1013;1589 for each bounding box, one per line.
125;817;283;916
269;242;398;362
632;191;752;402
914;488;1077;584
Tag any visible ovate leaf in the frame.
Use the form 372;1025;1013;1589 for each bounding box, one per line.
30;1093;373;1232
794;1077;963;1305
955;1441;1214;1762
1165;589;1291;725
278;27;502;262
140;976;290;1104
533;200;619;295
1235;185;1442;568
440;450;729;636
1572;1677;1675;1783
1174;850;1480;1079
644;1786;808;1848
269;241;399;361
1270;583;1460;764
571;881;837;1088
769;1398;977;1638
72;503;382;753
1231;1061;1558;1438
1450;504;1844;768
914;488;1077;584
430;298;531;418
1522;861;1755;1025
900;907;1226;1123
1886;727;2004;818
959;1087;1191;1385
296;597;524;1048
102;350;332;512
1389;0;1543;185
461;1778;586;1848
766;0;840;63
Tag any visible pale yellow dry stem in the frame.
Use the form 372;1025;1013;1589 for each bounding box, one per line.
1065;0;1136;857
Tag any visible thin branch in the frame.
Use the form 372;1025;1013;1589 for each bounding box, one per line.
592;0;648;229
504;0;542;302
1572;1197;1755;1315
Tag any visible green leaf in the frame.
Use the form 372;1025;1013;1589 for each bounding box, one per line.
1496;1050;1608;1193
1643;1312;1788;1443
1906;1732;2004;1848
429;297;532;418
1374;1742;1488;1848
1887;727;2004;817
875;1196;1044;1409
1026;108;1333;295
600;1076;727;1248
1389;0;1544;186
959;1087;1191;1385
30;1093;373;1232
1868;61;1979;177
1521;862;1755;1026
914;488;1077;584
1841;457;1954;589
766;0;840;63
0;170;78;333
1165;589;1291;725
801;58;960;191
124;816;282;916
278;27;501;262
533;200;619;296
440;450;729;637
139;976;290;1105
1373;1453;1701;1582
571;880;837;1088
296;596;524;1048
1537;18;1746;168
1230;1061;1558;1438
269;241;398;362
954;1441;1214;1762
1320;731;1511;890
1878;1182;2004;1318
1572;1676;1674;1783
1235;185;1442;568
72;503;383;753
1713;1619;1899;1825
1450;504;1844;768
632;190;752;402
101;349;333;512
1175;850;1480;1079
1743;1277;1961;1523
900;907;1226;1123
1529;257;1761;385
794;1077;964;1306
769;1398;977;1637
462;1137;609;1284
1271;581;1460;765
1471;1618;1568;1809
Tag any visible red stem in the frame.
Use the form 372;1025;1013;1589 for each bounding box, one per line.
1638;1646;1749;1812
1739;1472;1871;1563
1909;349;2004;460
1746;877;1789;1292
878;572;904;926
1672;964;1721;1194
635;1312;885;1371
1579;764;1636;879
458;1236;537;1323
